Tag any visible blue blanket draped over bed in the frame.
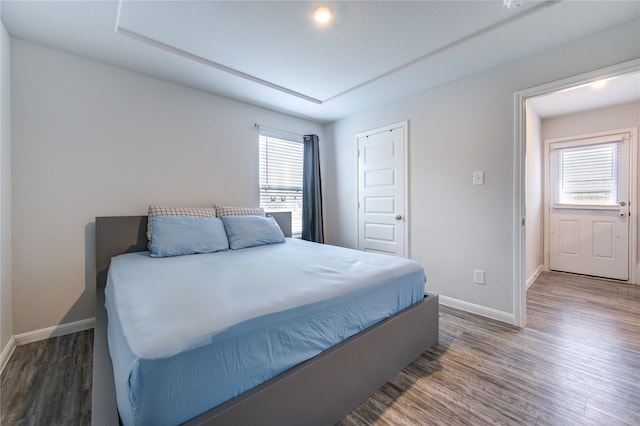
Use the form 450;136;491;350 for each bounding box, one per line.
105;239;426;425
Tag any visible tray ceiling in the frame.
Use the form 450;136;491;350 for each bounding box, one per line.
2;1;639;122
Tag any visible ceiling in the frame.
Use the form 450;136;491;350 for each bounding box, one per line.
2;1;639;123
528;70;640;118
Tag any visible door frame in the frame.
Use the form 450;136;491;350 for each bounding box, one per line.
355;120;409;258
513;58;640;327
543;128;637;280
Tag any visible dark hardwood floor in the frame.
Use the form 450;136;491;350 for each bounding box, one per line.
1;329;93;425
2;272;639;425
341;272;639;425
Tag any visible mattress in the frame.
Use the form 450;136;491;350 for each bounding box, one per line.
105;238;426;425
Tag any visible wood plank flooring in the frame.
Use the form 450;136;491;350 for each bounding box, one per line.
1;271;638;425
1;329;93;425
340;272;640;426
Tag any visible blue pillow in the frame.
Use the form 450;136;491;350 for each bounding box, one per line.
221;215;285;250
149;216;229;257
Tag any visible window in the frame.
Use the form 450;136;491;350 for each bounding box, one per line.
259;135;303;237
551;141;620;206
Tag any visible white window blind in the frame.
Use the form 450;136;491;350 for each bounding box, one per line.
551;141;620;206
259;135;303;236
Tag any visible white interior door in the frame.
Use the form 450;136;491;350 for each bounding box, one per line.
357;122;407;257
548;131;631;280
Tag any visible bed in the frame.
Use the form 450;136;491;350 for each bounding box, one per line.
92;213;439;425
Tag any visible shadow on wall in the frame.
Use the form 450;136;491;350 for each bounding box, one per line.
85;222;96;310
38;222;100;332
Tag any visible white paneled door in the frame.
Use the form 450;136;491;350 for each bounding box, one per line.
357;122;407;257
548;131;631;280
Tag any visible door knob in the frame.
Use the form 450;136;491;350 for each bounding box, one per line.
619;201;626;207
395;215;403;221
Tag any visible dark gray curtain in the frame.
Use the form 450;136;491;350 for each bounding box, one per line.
302;134;324;243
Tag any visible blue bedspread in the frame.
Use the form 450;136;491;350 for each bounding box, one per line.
105;239;426;425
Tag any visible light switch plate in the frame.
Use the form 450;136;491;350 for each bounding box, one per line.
473;171;484;185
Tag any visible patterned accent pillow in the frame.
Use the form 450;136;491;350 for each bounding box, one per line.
147;205;217;241
214;204;265;217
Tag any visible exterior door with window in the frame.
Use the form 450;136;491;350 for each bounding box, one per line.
548;131;631;280
357;122;407;257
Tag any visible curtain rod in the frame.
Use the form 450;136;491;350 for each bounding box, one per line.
254;123;304;139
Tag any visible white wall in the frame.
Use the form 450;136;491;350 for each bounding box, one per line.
323;20;640;321
11;39;323;335
542;101;640;280
1;19;13;354
525;106;543;286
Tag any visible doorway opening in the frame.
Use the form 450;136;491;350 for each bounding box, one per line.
513;59;640;327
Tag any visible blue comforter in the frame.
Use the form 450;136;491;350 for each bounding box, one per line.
105;239;425;425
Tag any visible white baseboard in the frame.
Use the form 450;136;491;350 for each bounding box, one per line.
13;317;95;347
439;295;515;325
0;335;16;374
526;265;544;289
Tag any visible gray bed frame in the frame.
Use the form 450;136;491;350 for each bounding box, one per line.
92;214;439;426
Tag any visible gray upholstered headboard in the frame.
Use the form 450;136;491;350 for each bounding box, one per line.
95;212;292;288
268;211;292;238
95;216;148;288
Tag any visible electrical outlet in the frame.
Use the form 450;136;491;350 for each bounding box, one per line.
474;270;485;285
473;171;484;185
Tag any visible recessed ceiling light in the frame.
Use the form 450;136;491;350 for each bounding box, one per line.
557;77;615;93
503;0;524;9
590;79;609;89
313;5;333;24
